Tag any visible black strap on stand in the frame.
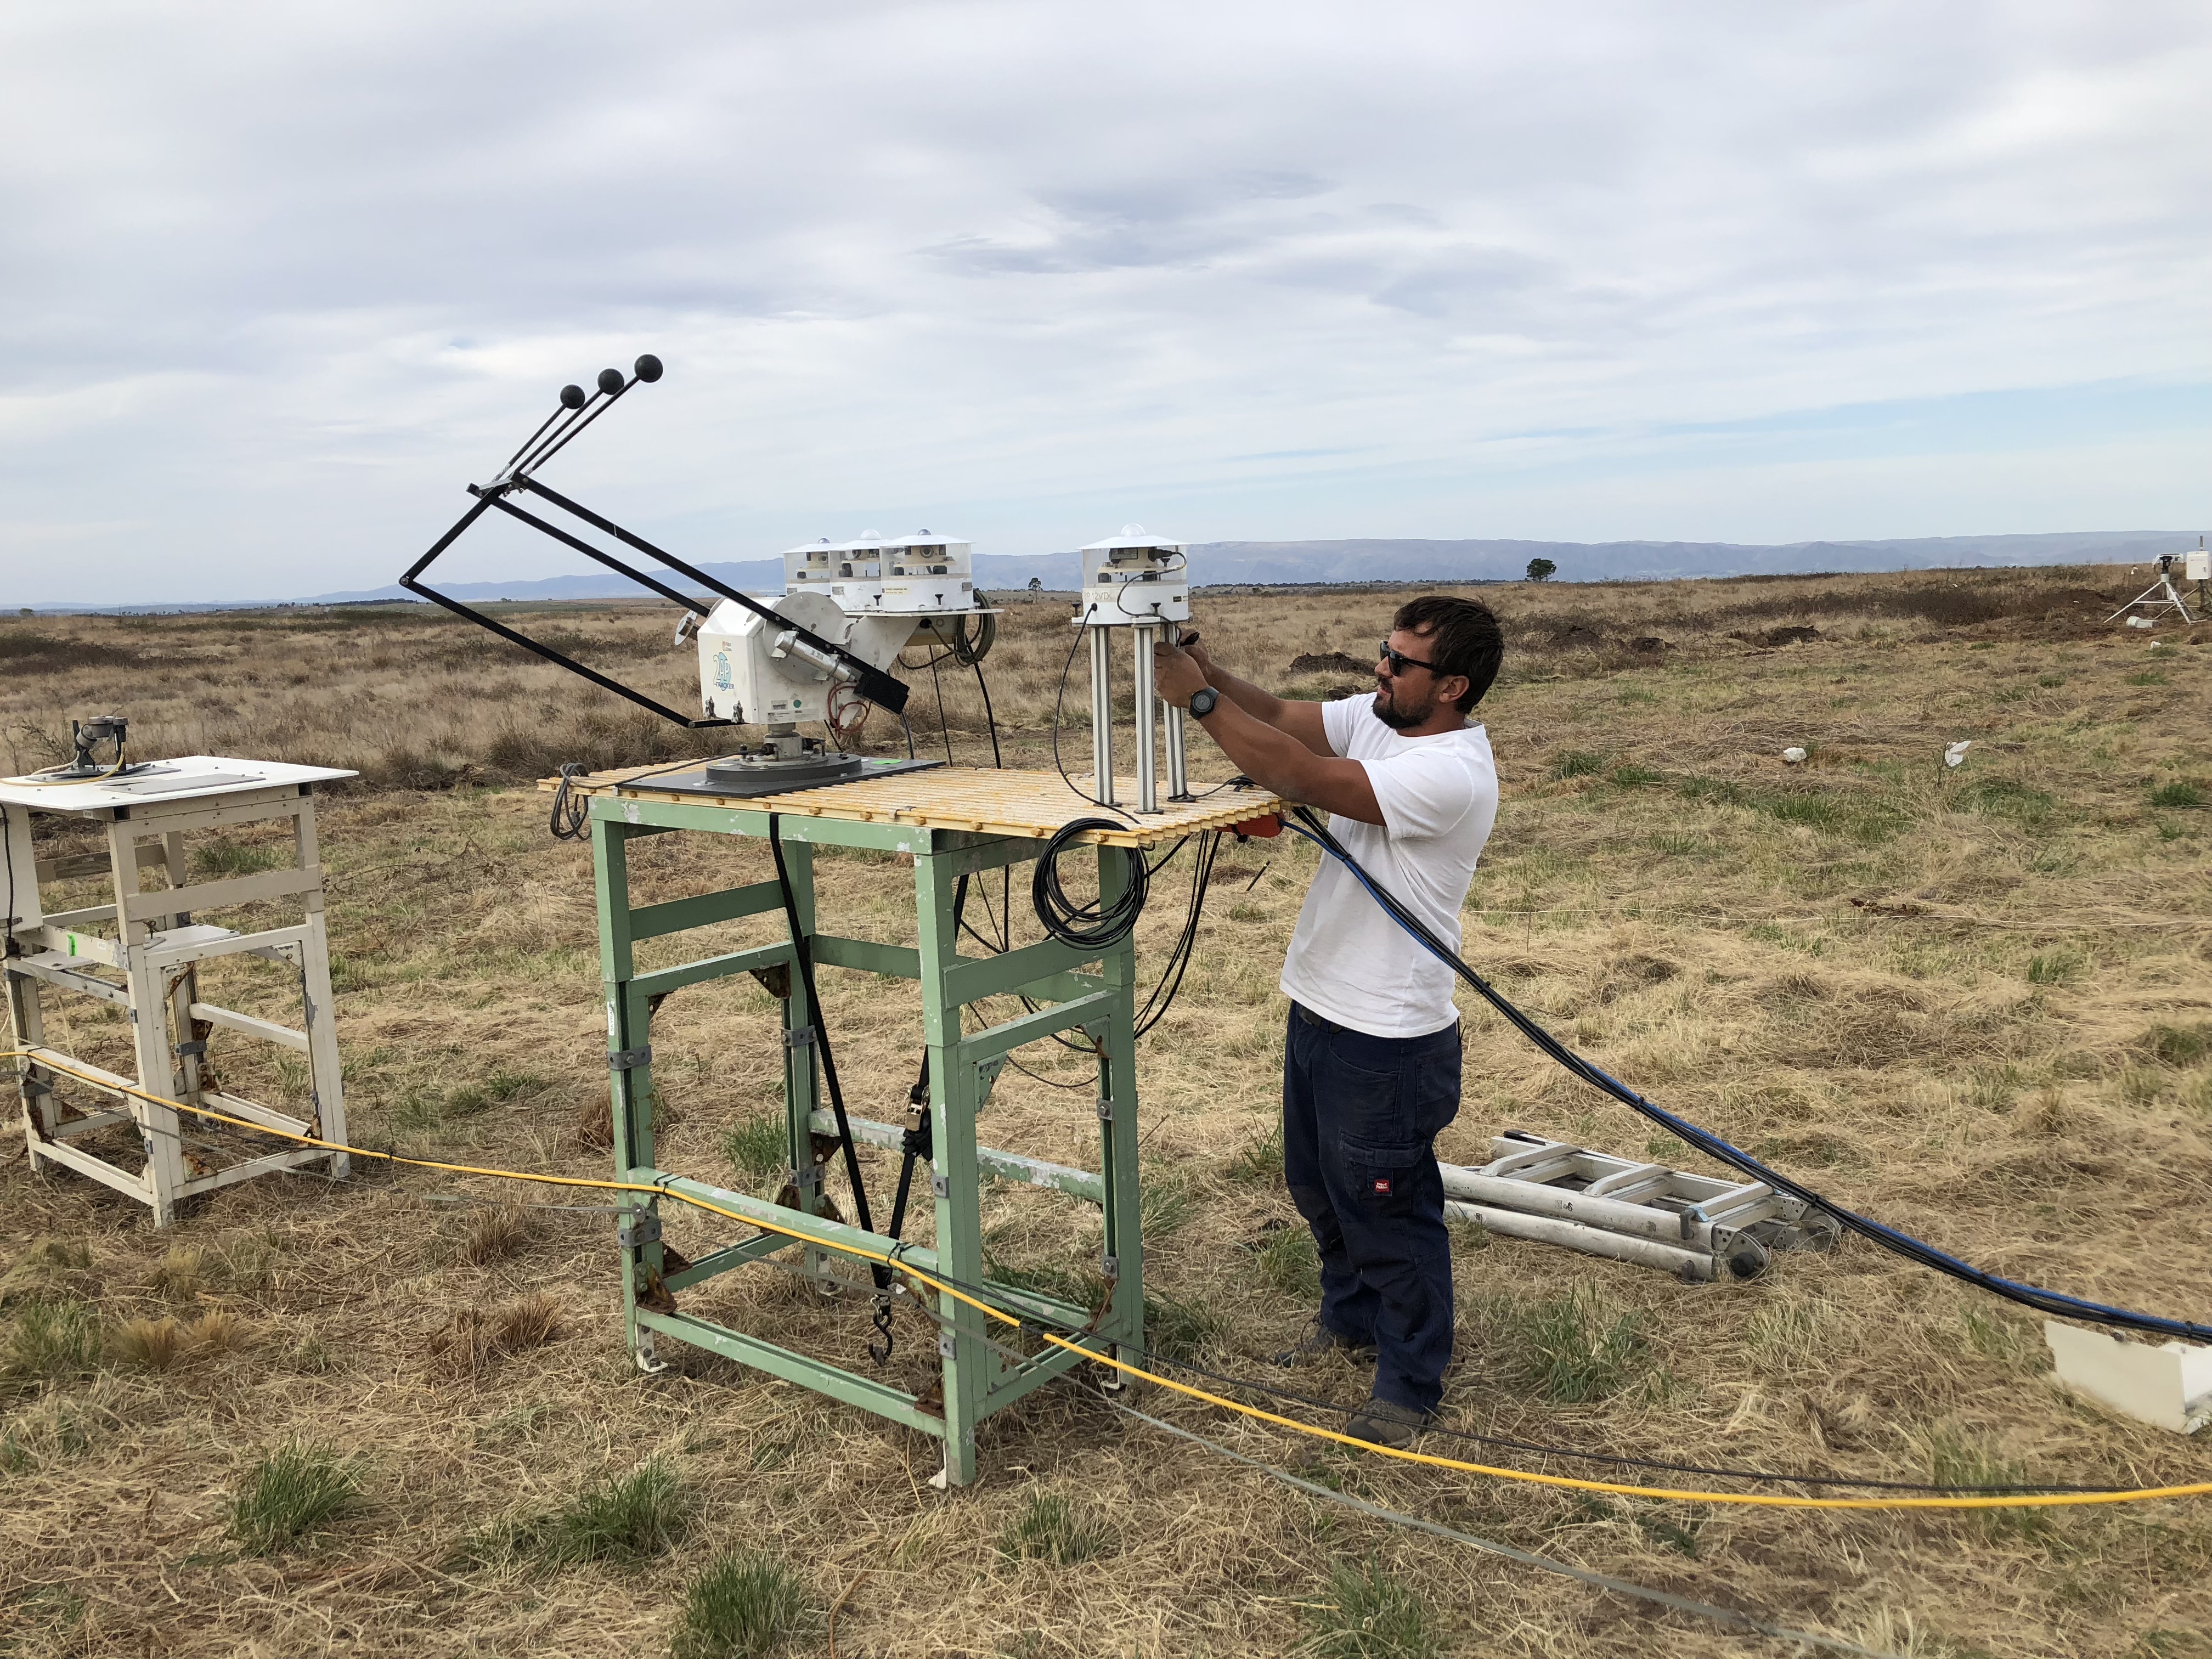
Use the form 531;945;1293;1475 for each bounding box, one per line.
767;819;886;1285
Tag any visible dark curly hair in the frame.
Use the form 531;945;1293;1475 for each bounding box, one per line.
1393;595;1504;713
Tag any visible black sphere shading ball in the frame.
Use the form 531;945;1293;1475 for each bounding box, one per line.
634;353;663;383
560;383;588;409
597;368;625;395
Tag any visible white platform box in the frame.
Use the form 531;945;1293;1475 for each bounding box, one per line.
2045;1321;2212;1434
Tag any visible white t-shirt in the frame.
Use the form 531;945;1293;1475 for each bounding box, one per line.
1278;696;1499;1039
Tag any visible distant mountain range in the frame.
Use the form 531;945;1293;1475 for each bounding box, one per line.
15;531;2197;613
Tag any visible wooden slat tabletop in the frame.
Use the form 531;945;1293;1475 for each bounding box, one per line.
540;764;1285;847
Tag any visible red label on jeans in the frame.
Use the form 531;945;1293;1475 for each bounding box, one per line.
1372;1177;1392;1196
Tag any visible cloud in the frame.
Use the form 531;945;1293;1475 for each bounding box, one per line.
0;0;2205;603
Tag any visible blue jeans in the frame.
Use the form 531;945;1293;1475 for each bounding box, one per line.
1283;1003;1461;1413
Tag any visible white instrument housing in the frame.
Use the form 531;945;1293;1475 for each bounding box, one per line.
1080;527;1188;627
782;533;976;616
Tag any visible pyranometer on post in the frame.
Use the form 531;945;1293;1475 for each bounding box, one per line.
1076;526;1193;813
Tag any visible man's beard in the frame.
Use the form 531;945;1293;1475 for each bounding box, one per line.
1370;682;1435;731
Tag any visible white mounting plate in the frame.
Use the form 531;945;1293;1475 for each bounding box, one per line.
0;757;356;814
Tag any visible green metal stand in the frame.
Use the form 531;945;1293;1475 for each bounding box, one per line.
590;793;1143;1487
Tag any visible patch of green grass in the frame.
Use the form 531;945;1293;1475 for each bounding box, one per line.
1227;1123;1283;1184
227;1441;360;1554
2036;673;2066;688
2027;949;2085;985
2125;670;2170;687
537;1456;692;1567
2141;1024;2212;1068
191;839;285;878
1608;763;1663;787
1144;1291;1228;1363
1299;1556;1436;1659
723;1114;789;1180
670;1548;817;1659
1548;750;1606;780
1636;1513;1702;1557
1256;1226;1321;1300
2;1299;101;1387
997;1491;1115;1565
1489;1288;1649;1403
1956;777;2057;824
1968;1064;2025;1111
1643;831;1708;857
1139;1170;1199;1237
1927;1429;2050;1542
2150;780;2205;810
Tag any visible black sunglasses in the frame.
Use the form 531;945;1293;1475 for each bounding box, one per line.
1378;640;1438;677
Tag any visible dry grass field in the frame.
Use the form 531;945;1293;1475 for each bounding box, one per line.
3;562;2211;1658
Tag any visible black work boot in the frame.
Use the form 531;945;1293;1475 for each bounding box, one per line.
1272;1316;1377;1368
1345;1397;1434;1449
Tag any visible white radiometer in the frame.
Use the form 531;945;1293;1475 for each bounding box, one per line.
697;529;992;726
1080;526;1189;627
782;531;978;616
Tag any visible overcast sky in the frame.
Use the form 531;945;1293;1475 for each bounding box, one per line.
3;1;2206;603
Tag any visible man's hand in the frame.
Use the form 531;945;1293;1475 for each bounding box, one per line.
1152;639;1209;708
1178;631;1218;682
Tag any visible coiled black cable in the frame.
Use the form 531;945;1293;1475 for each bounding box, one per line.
1031;819;1150;950
549;764;590;840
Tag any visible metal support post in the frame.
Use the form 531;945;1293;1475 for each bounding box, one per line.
1087;625;1116;805
916;847;984;1486
1131;622;1159;814
1093;841;1145;1387
593;816;663;1361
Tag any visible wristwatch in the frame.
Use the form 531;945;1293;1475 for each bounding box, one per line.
1188;687;1221;719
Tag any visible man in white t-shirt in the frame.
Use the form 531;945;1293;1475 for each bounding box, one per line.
1153;596;1502;1448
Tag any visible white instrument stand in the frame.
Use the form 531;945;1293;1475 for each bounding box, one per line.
1;758;354;1224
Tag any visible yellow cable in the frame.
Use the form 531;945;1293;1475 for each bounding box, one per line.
8;1045;2208;1514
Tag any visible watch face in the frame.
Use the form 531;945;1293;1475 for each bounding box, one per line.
1190;688;1218;716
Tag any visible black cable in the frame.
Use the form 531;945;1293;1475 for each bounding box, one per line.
1032;820;1150;950
1;803;18;957
549;765;590;841
973;656;1003;770
1049;608;1136;822
765;816;884;1295
927;654;957;768
1135;831;1218;1037
1279;807;2212;1346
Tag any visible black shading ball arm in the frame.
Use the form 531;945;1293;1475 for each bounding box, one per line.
396;354;909;726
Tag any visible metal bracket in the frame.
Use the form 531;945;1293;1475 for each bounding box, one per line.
748;963;792;1001
975;1052;1008;1108
1096;1093;1116;1123
1101;1254;1120;1282
783;1025;816;1051
792;1163;823;1192
938;1329;956;1358
930;1171;950;1199
174;1040;208;1059
618;1212;663;1249
608;1045;652;1071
